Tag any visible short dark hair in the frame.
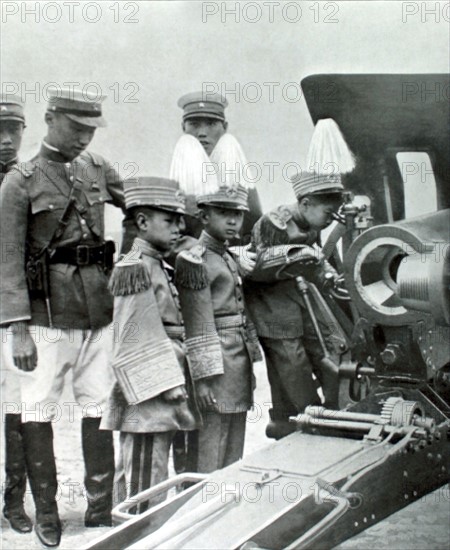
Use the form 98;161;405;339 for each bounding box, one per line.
128;205;158;226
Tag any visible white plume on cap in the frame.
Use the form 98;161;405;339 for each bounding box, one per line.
169;134;219;195
210;134;255;189
306;118;356;175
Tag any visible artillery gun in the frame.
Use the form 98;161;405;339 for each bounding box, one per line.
85;74;449;549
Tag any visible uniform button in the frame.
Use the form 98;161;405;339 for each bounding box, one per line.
81;219;86;225
65;163;70;168
49;204;54;210
69;176;74;182
82;234;88;239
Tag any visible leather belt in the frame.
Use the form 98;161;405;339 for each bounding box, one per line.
49;241;115;268
214;313;247;329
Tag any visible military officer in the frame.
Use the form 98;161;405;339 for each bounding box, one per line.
177;91;262;243
245;171;345;438
0;94;33;535
0;88;127;547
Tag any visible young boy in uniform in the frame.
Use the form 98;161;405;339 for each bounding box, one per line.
101;177;198;511
175;183;261;474
245;171;345;437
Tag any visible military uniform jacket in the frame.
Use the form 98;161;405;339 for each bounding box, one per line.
0;143;125;329
244;204;336;340
175;231;261;414
0;158;17;185
101;238;198;433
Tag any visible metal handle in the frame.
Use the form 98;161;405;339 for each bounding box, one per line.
112;473;207;523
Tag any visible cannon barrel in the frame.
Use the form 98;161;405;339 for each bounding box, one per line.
344;209;449;327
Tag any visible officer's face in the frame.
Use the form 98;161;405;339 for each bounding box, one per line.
200;206;244;242
46;113;96;160
137;209;183;253
301;197;341;231
0;120;24;164
183;117;227;155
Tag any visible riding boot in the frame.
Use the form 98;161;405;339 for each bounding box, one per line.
3;413;33;533
82;417;114;527
22;422;61;547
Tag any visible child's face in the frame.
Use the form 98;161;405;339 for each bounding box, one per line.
301;198;341;231
201;206;244;242
137;209;183;252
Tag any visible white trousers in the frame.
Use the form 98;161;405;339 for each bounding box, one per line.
1;325;114;423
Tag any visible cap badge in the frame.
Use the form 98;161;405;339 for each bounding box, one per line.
225;186;238;198
1;106;7;111
199;102;205;107
174;189;186;203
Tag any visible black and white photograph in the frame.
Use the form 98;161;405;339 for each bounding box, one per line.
1;1;449;549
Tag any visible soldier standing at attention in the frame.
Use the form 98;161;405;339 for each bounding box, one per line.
0;94;33;535
0;88;127;547
101;177;199;512
175;180;261;473
245;171;345;437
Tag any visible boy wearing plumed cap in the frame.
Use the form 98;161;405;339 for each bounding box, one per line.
245;171;345;437
175;182;261;473
101;177;198;511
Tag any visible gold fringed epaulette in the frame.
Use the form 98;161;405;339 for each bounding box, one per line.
175;246;209;290
108;258;152;296
253;211;290;248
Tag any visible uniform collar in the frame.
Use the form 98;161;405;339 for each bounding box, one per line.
133;237;165;260
40;140;74;163
0;157;17;174
199;230;228;254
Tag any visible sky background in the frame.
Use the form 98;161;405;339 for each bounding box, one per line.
2;0;448;229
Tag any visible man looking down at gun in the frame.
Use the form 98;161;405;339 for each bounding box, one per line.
245;171;345;438
0;88;128;547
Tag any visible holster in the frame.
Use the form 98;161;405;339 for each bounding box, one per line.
26;250;50;300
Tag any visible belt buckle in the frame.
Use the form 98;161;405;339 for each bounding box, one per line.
76;245;90;266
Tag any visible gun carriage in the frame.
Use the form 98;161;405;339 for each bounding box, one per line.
85;74;449;550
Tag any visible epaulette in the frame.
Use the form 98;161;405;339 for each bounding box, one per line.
15;161;36;178
253;209;290;248
108;249;152;296
273;205;292;226
175;245;209;290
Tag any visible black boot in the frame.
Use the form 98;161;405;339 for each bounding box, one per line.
265;408;297;440
22;422;61;547
172;431;188;475
82;417;114;527
3;414;33;533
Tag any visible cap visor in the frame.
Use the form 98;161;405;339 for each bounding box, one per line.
184;112;224;122
64;113;107;128
127;203;185;215
0;116;25;123
198;200;249;212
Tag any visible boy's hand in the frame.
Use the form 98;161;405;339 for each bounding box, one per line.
298;246;323;265
162;385;187;403
196;379;218;411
